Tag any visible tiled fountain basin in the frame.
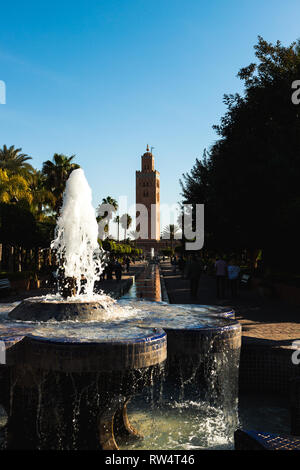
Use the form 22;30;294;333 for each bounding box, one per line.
0;299;241;449
5;329;167;373
121;301;241;412
0;321;167;450
8;297;115;322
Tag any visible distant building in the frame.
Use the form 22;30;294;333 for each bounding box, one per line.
135;145;180;255
136;145;160;241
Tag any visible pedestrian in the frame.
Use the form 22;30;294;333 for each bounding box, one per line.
125;257;130;273
227;258;240;297
187;255;203;299
106;260;114;280
79;274;87;294
114;260;122;281
215;255;227;299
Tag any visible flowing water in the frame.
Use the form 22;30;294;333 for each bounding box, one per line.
117;391;290;450
0;299;235;341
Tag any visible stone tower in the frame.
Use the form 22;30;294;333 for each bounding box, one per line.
136;145;160;243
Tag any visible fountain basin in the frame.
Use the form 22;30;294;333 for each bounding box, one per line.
161;321;241;355
5;327;167;373
0;298;241;449
0;313;167;450
119;301;241;415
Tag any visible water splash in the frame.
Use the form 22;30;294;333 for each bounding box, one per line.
51;169;104;297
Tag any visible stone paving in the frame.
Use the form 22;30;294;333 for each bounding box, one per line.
160;261;300;348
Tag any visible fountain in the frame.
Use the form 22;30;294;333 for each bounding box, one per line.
0;168;241;450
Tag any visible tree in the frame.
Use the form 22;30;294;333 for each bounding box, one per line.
97;196;118;237
42;153;80;214
28;170;56;221
114;215;120;241
0;169;32;206
0;145;34;177
162;224;181;250
120;213;132;240
180;36;300;271
101;196;118;211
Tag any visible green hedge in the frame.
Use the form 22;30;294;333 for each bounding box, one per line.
100;239;142;256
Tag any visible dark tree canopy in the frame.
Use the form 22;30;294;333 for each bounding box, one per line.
0;202;55;248
181;37;300;269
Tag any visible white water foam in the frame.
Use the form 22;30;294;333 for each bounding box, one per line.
51;168;104;297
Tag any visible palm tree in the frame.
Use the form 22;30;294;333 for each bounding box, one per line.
101;196;118;211
114;215;120;241
120;213;132;240
42;153;80;214
128;229;139;241
97;196;118;237
28;170;56;220
0;145;34;177
162;224;181;250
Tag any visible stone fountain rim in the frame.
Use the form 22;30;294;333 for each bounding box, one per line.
131;318;241;333
22;327;167;345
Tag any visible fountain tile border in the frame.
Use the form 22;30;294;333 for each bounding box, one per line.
235;429;300;450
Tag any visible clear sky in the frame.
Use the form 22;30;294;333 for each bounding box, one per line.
1;0;300;227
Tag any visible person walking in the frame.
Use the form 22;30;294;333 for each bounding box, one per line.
187;255;203;299
215;255;227;299
114;260;123;281
125;257;130;273
79;274;87;294
227;258;240;297
106;260;114;280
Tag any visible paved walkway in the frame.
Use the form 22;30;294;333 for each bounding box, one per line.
160;261;300;347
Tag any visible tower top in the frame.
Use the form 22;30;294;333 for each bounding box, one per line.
141;145;155;171
143;144;152;157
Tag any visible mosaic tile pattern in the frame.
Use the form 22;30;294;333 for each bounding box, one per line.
235;429;300;450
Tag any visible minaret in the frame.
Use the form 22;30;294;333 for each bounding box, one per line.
136;145;160;242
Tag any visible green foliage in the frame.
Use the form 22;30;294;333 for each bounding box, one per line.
180;36;300;269
120;213;132;239
101;239;133;255
0;148;79;260
96;196;118;234
0;202;38;247
0;145;34;176
42;153;80;214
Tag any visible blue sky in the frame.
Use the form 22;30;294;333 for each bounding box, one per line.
0;0;300;223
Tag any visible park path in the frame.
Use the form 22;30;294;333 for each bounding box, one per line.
160;261;300;347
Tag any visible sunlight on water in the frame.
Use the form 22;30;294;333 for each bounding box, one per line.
0;296;239;349
0;299;236;341
120;398;235;450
